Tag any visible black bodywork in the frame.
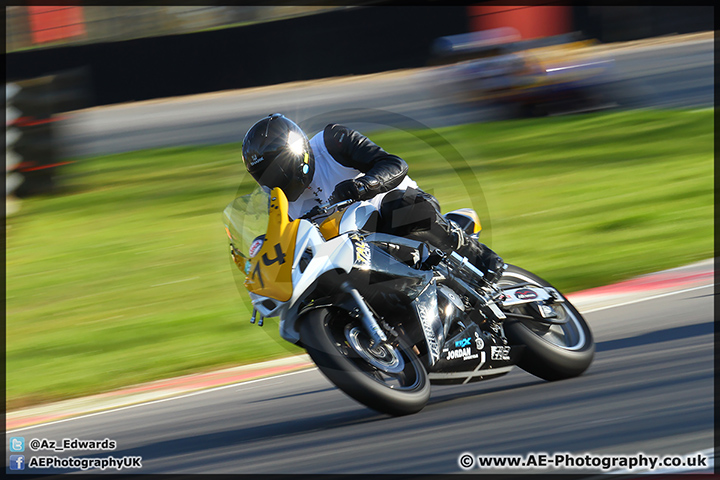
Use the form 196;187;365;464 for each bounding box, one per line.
334;231;523;381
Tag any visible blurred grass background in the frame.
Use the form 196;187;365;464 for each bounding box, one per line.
5;108;713;410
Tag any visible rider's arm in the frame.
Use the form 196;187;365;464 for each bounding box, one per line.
324;124;408;199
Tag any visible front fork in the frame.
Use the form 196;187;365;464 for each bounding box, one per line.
340;281;389;345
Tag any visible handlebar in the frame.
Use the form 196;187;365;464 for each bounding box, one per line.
300;198;356;220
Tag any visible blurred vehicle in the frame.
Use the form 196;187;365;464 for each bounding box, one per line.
223;186;594;416
432;28;617;117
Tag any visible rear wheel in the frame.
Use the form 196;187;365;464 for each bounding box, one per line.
300;307;430;416
499;265;594;381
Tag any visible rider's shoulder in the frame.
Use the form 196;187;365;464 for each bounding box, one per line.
322;123;361;153
323;123;351;133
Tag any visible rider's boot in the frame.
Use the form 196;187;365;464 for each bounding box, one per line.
450;224;505;284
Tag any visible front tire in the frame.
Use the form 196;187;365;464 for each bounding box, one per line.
299;307;430;416
499;265;594;381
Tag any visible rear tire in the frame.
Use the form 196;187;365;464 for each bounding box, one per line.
499;265;594;381
300;307;430;416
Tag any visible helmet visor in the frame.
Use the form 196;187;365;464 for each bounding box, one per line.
250;151;308;202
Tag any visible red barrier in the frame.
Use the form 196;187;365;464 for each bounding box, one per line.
28;6;86;44
468;5;570;39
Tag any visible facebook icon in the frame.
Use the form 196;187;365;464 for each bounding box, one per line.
9;455;25;470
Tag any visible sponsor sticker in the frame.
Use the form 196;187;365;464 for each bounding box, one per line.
474;332;485;350
446;347;479;361
455;337;472;348
491;346;511;361
417;302;440;361
353;238;371;266
514;288;538;300
249;236;264;258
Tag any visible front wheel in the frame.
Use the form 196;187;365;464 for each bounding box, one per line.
299;307;430;416
499;265;595;381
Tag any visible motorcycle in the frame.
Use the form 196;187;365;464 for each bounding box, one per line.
223;186;594;416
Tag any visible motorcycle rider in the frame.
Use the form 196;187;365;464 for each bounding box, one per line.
241;113;504;282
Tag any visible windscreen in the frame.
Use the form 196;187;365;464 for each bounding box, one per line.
222;186;270;260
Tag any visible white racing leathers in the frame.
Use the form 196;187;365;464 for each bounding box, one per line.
287;129;417;220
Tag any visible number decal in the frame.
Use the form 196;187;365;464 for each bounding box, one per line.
251;262;264;288
262;243;286;266
248;244;286;290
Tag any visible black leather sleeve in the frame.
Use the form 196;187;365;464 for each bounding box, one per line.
323;124;408;196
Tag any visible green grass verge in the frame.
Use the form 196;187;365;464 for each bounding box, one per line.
6;109;713;409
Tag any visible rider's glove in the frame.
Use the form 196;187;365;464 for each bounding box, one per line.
331;178;370;202
300;205;324;219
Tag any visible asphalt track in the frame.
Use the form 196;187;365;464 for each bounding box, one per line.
7;277;713;474
55;33;713;158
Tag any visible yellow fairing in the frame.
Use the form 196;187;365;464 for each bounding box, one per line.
318;209;344;240
244;188;299;301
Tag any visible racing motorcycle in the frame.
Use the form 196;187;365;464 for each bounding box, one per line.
223;186;594;416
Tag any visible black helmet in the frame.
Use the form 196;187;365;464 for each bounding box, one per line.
242;113;315;202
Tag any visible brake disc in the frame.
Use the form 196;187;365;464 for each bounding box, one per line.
345;325;405;374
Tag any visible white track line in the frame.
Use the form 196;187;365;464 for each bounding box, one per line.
8;283;714;433
579;283;714;314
